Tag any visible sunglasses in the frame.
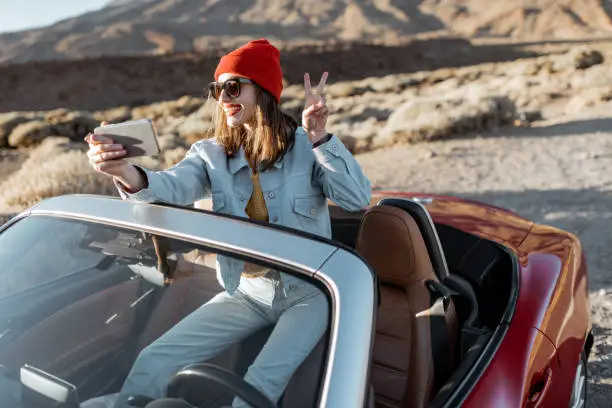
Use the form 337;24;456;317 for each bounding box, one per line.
206;77;253;100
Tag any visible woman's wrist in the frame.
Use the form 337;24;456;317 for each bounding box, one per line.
308;130;328;144
115;164;148;193
312;133;332;148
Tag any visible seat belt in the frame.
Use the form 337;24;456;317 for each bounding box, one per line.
426;278;490;388
425;280;454;391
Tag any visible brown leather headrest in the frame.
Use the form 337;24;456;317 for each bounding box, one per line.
356;205;435;289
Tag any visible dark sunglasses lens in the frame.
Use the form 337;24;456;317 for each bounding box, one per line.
207;83;221;99
224;80;241;98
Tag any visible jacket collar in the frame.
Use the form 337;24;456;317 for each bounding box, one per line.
228;147;283;174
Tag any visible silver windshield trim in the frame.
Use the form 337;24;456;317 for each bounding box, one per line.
316;249;376;407
13;194;376;407
28;195;337;274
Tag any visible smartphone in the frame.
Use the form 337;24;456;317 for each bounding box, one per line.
94;119;161;158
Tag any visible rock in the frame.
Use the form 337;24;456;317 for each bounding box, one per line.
328;82;372;98
522;62;542;76
564;86;612;114
573;49;604;70
429;77;462;94
551;48;605;72
367;75;421;93
175;103;215;144
280;84;303;101
44;108;72;123
8;120;55;147
516;110;543;125
132;97;204;121
338;105;392;123
514;110;543;127
48;110;99;141
503;60;542;77
95;106;133;124
376;94;517;146
514;91;560;111
570;65;612;90
175;95;204;116
157;133;187;151
163;146;188;167
280;98;304;119
0;113;36;148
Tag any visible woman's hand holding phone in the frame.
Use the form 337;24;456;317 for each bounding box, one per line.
85;121;146;192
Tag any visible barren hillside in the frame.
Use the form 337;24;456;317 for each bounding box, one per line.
421;0;612;38
2;0;612;64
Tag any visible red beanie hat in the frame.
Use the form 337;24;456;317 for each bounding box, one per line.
214;39;283;103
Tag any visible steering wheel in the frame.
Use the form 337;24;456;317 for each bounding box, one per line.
166;363;276;408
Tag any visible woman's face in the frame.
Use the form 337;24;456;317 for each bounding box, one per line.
217;73;257;128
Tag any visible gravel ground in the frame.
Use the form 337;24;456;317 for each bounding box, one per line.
357;106;612;407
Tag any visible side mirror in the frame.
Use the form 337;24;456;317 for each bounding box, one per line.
20;365;80;408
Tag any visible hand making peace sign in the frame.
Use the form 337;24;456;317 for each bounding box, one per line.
302;72;329;142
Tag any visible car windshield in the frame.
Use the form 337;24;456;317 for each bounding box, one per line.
0;215;329;408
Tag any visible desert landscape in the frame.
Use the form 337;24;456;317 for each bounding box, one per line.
1;0;612;406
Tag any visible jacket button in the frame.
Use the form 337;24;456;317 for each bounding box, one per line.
268;192;275;199
272;216;279;222
310;208;316;215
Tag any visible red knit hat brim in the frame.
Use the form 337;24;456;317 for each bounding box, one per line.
214;39;283;103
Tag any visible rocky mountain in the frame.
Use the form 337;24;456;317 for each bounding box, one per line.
422;0;612;39
106;0;157;7
1;0;612;64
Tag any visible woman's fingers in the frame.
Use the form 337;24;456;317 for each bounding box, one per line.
87;143;124;156
88;149;127;164
316;72;328;94
302;105;315;116
86;121;130;175
304;73;312;95
96;158;125;173
97;143;124;153
304;104;329;116
305;72;328;94
91;133;114;144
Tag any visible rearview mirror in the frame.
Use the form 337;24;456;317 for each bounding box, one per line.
20;365;79;408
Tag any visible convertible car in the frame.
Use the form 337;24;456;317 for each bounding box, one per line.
0;192;590;408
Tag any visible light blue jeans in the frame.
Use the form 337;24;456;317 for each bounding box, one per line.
115;272;328;407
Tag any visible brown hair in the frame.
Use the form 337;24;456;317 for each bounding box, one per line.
209;85;297;172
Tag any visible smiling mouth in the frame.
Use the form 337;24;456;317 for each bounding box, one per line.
224;105;242;117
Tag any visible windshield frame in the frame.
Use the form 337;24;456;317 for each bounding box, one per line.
1;194;377;407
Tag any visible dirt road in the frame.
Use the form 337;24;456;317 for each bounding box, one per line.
357;105;612;407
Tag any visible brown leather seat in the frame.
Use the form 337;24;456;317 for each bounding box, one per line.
356;205;459;408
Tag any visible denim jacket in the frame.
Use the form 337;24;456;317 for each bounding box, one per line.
116;126;372;294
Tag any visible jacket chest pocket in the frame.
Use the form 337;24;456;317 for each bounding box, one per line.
292;195;320;231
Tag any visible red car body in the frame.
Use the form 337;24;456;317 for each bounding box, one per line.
370;191;592;407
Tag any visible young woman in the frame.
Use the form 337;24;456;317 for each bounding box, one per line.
86;38;371;407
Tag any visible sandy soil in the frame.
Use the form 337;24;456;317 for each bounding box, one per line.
357;103;612;407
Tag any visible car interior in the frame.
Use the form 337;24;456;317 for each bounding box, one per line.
0;198;517;408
